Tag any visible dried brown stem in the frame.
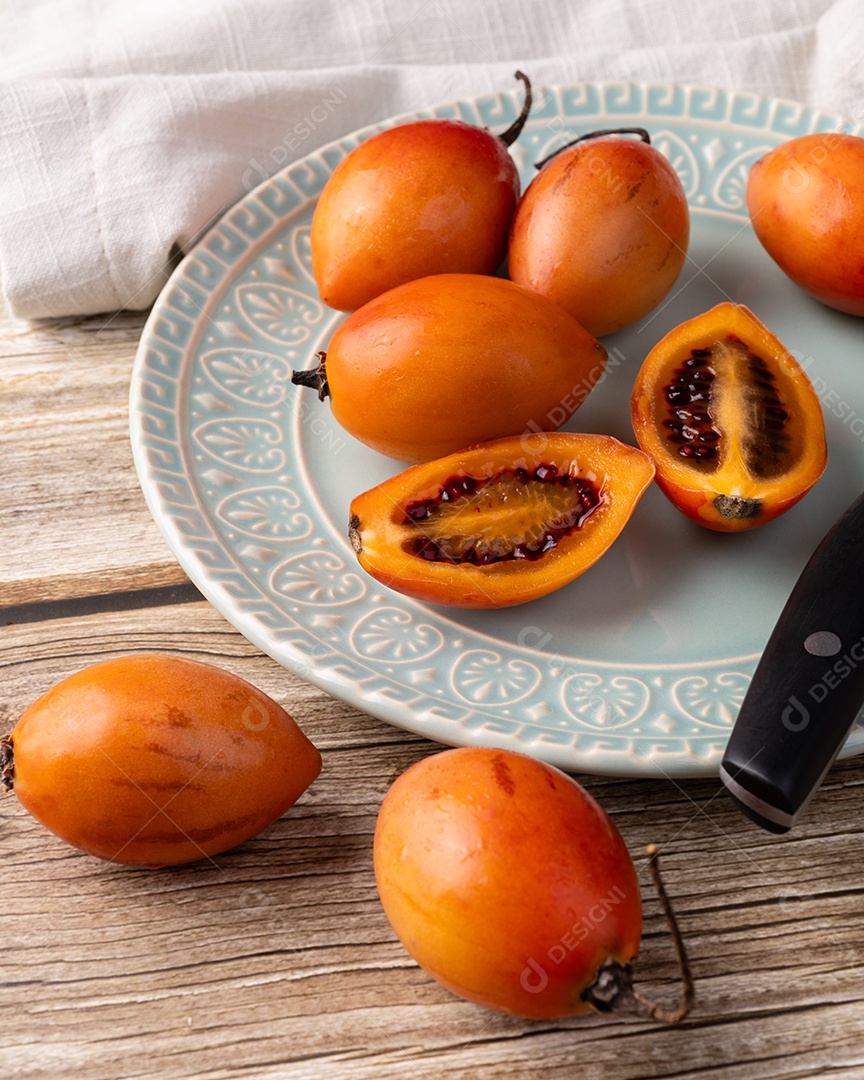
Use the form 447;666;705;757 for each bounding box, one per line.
0;735;14;792
497;72;533;148
534;127;651;170
581;844;694;1024
642;843;695;1022
291;352;330;401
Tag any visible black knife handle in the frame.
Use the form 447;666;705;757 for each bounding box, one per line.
720;490;864;832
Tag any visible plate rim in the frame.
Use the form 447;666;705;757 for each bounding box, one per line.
130;78;864;779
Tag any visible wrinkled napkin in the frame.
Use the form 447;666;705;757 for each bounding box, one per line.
0;0;862;320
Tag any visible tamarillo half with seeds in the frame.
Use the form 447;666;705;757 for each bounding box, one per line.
311;72;532;311
630;302;827;531
347;432;654;608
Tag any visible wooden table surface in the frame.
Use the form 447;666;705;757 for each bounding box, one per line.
2;298;864;1080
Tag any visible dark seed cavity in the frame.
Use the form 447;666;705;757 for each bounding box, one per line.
402;465;601;565
662;350;721;471
662;336;797;479
740;351;795;480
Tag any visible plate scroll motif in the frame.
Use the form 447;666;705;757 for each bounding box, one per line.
131;82;864;777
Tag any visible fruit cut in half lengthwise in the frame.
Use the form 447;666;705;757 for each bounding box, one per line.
630;302;827;532
348;433;655;609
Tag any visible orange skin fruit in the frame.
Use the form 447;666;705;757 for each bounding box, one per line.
349;432;655;608
323;273;607;464
311;119;520;311
631;302;827;532
373;746;643;1020
508;135;690;336
746;133;864;317
9;654;322;867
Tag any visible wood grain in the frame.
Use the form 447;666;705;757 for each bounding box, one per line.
2;299;864;1078
2;603;864;1079
0;305;187;607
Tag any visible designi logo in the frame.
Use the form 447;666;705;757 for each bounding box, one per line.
782;695;810;732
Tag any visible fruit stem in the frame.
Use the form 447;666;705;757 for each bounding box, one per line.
581;844;694;1024
0;735;14;792
497;72;533;148
534;127;651;170
291;352;330;402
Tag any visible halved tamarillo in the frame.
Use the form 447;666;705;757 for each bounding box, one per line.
292;273;607;464
311;73;532;311
348;432;655;608
631;303;827;532
508;129;689;336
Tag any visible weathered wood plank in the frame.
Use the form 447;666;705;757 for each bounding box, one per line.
0;304;187;606
1;602;863;1079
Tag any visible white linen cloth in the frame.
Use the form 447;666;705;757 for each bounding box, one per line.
0;0;862;320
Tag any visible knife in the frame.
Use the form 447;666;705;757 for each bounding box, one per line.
720;489;864;833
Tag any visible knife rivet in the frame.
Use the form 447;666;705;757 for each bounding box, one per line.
803;630;842;656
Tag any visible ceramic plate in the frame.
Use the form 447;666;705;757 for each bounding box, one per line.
130;81;864;778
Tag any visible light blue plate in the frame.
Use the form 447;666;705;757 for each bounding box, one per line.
130;82;864;778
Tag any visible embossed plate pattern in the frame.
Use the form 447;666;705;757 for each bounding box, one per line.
130;82;864;777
